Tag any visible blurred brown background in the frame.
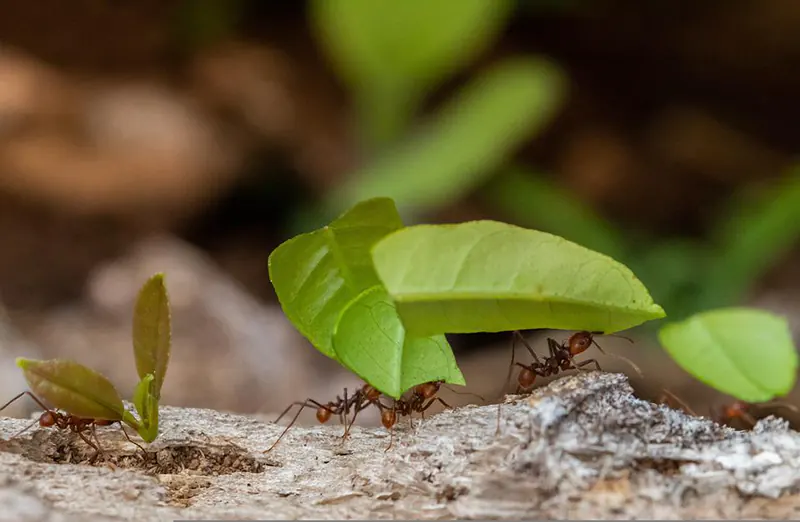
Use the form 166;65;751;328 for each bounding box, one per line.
0;0;798;429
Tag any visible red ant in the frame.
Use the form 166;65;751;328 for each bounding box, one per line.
496;330;642;433
376;381;456;451
264;383;383;453
658;389;799;429
0;391;144;464
505;330;642;394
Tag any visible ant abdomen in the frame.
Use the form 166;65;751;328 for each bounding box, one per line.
316;405;333;424
518;368;536;390
381;409;397;429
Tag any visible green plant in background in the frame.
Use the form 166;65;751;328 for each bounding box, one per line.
306;0;565;225
8;273;171;446
658;308;797;402
270;197;666;398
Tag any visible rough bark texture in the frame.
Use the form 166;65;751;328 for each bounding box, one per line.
0;372;799;520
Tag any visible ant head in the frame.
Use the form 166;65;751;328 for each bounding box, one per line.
39;411;56;427
415;381;441;399
362;384;381;402
381;408;397;429
316;405;333;424
724;401;750;419
517;367;536;390
568;331;594;355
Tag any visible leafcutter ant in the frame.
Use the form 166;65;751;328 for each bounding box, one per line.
264;383;383;453
0;391;144;464
496;330;642;433
376;381;460;451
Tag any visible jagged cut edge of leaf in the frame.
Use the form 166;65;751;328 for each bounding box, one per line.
133;272;171;399
16;358;124;420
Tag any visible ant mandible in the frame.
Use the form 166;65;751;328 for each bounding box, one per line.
264;383;384;453
0;391;143;464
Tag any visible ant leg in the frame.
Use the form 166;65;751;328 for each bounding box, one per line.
0;391;53;415
264;399;328;453
574;358;602;372
117;424;147;455
78;428;102;464
591;339;644;378
517;331;544;364
659;389;698;416
436;397;452;410
547;338;562;358
740;411;758;429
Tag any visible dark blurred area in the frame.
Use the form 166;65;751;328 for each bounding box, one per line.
0;0;799;428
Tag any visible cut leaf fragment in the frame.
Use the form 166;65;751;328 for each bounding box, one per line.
332;285;464;399
133;273;171;399
16;358;124;421
658;307;798;403
269;197;404;359
371;220;666;337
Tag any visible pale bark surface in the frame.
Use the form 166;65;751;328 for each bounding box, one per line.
0;372;799;520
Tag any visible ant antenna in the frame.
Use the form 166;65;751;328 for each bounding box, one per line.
590;338;643;378
442;385;486;402
8;417;40;439
761;400;799;414
659;388;698;416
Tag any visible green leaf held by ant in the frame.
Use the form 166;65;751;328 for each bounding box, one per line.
133;272;171;400
269;197;404;359
371;220;666;337
16;358;125;421
658;307;798;403
333;285;464;399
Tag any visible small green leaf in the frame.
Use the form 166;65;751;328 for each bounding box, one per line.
332;286;464;399
133;273;171;399
16;358;124;420
132;374;159;443
371;220;666;337
269;197;404;359
658;308;798;402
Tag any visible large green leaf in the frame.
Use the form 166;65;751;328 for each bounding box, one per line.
17;358;125;421
332;286;464;398
133;273;171;399
329;59;565;216
371;220;665;336
658;308;797;402
269;197;404;359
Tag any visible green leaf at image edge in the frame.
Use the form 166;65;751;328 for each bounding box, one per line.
333;285;465;399
16;358;125;421
657;307;798;403
269;197;404;359
133;273;171;400
371;220;666;337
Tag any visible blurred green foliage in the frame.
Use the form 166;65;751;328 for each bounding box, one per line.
309;0;565;225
